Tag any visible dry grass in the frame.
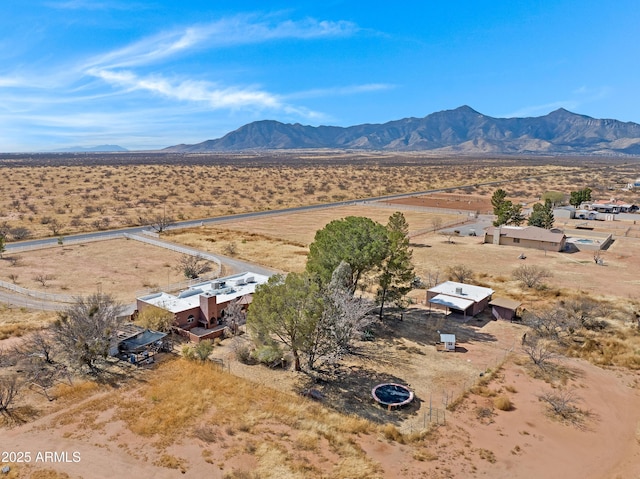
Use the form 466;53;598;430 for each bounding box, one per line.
0;304;53;339
4;152;633;242
40;357;382;475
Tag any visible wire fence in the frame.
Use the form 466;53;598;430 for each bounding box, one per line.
397;349;513;435
123;233;223;270
0;279;76;303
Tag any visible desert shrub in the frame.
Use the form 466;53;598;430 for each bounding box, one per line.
193;425;217;443
234;344;254;364
252;344;284;367
512;264;552;288
493;396;513;411
183;340;214;361
381;424;404;443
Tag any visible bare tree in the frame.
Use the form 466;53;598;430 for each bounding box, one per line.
522;335;558;370
33;273;55;287
14;330;56;364
48;218;64;236
135;305;175;332
142;213;173;233
431;216;443;232
447;264;474;283
425;268;441;288
53;293;125;374
522;307;573;339
223;242;237;256
177;254;211;279
0;374;21;416
439;230;456;244
561;298;605;331
512;264;552;288
305;264;375;369
538;388;588;427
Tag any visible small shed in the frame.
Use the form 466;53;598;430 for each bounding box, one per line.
440;333;456;352
489;297;522;321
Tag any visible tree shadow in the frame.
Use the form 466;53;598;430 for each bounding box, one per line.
298;364;423;426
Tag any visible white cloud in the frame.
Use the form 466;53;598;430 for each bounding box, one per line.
506;86;613;118
505;101;580;118
285;83;394;100
87;68;278;109
85;16;358;70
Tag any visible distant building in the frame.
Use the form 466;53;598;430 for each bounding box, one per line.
553;206;576;219
136;272;270;343
582;199;638;214
484;225;566;252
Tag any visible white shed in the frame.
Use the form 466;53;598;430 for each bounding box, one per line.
440;333;456;352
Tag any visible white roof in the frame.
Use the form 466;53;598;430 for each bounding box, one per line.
138;272;269;313
428;281;494;302
440;334;456;343
429;294;475;311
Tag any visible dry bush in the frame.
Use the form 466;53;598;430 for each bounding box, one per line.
493;395;514;411
381;423;404;443
477;448;497;463
538;387;590;427
30;470;71;479
50;380;99;401
193;424;218;443
154;454;187;473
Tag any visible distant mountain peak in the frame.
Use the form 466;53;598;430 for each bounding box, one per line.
164;107;640;156
52;144;128;153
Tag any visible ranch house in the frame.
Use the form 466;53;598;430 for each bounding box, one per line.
136;272;269;343
484;225;566;252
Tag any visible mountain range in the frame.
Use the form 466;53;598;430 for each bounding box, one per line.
165;106;640;156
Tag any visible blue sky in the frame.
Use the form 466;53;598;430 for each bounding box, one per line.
1;0;639;151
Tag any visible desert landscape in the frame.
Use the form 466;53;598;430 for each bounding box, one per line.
1;153;640;478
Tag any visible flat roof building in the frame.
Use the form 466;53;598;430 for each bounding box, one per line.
136;272;270;342
427;281;494;317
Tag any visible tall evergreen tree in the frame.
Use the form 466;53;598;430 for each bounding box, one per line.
528;199;555;229
306;216;389;290
377;212;415;319
569;188;592;208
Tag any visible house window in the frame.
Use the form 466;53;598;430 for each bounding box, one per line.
513;238;520;243
187;315;195;323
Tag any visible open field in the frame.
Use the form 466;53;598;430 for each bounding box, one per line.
0;238;213;302
1;152;638;241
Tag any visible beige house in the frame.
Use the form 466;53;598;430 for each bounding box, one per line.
484;226;566;252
